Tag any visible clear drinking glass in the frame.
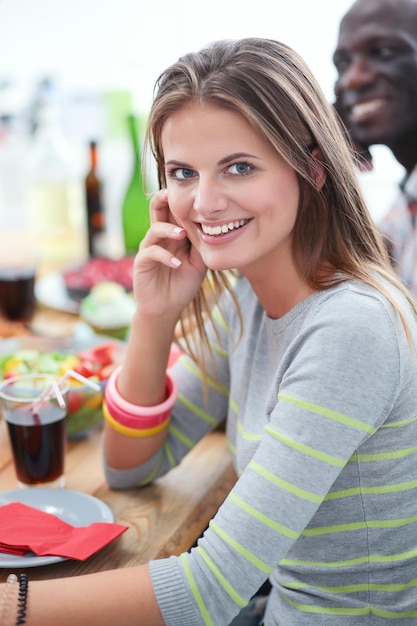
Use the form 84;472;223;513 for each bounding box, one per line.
0;374;69;488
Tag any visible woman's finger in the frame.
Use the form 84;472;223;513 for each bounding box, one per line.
140;221;187;250
136;243;184;270
150;189;172;223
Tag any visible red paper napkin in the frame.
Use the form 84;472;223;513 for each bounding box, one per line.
0;502;128;561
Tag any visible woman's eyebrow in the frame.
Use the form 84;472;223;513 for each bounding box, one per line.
165;153;260;168
218;152;259;166
165;159;192;167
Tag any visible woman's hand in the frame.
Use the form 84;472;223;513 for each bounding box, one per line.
132;189;207;319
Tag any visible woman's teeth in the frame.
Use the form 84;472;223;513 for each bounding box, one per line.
201;219;248;236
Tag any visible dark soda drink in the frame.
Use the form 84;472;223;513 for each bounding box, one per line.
0;266;36;322
6;403;66;485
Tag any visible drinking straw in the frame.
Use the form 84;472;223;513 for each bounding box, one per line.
51;380;66;409
66;370;102;391
30;370;102;416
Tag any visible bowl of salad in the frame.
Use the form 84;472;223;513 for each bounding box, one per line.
0;338;125;439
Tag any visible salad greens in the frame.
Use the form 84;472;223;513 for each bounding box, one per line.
0;342;118;383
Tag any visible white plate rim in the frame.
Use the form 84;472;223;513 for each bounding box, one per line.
0;488;114;568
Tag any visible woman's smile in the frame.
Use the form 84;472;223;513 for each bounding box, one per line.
200;218;250;237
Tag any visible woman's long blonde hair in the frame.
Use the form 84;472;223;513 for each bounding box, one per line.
144;37;417;364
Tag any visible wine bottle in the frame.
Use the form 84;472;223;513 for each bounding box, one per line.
26;82;84;266
85;140;106;257
121;115;150;255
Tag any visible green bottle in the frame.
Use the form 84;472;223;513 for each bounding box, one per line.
121;115;150;255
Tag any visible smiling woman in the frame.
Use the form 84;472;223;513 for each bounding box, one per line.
109;36;417;625
3;35;417;626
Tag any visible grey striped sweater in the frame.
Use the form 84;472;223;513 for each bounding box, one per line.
104;275;417;625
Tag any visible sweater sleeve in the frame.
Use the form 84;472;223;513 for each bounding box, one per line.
150;288;403;625
103;297;236;489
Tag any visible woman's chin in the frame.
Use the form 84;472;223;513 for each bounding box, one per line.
205;261;238;273
199;252;238;273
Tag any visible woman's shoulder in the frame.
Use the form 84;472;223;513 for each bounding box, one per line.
311;278;416;340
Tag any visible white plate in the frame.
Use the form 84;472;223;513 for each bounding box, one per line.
35;273;79;314
0;489;115;567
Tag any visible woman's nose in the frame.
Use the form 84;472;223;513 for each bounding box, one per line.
193;177;229;214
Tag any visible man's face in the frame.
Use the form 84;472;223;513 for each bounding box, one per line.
333;0;417;151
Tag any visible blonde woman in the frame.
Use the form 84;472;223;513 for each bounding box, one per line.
3;37;417;626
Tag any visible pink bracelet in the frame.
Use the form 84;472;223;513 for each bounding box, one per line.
103;400;170;437
104;389;172;429
104;366;177;427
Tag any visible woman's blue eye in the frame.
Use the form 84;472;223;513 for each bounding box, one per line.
175;168;195;180
229;162;251;175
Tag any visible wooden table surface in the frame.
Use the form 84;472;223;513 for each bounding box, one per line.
0;419;237;582
0;253;237;582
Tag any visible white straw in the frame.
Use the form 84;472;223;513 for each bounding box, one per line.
51;380;66;409
29;369;102;415
31;381;65;415
65;370;102;391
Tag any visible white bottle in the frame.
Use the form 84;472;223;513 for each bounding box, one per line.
26;86;85;267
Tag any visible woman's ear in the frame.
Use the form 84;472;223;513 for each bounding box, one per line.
310;147;326;191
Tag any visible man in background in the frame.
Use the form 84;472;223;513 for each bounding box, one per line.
333;0;417;295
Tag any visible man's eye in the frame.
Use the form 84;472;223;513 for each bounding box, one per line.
333;52;350;75
334;59;350;75
373;45;396;60
228;162;252;175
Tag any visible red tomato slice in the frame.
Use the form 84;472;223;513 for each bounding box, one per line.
73;361;97;378
78;342;116;368
67;392;84;413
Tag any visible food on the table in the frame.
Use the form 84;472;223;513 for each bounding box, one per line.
0;341;121;438
63;256;135;300
79;282;136;340
0;341;118;382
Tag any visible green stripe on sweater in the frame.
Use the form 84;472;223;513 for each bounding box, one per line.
264;426;345;467
178;394;218;427
283;577;417;593
282;593;417;618
180;554;213;625
210;519;274;575
196;546;247;608
278;392;376;434
249;461;322;503
229;492;299;539
281;545;417;568
302;514;417;536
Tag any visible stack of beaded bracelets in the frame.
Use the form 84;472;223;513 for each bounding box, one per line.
0;573;28;625
103;366;178;437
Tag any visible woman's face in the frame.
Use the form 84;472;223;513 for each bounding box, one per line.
161;102;300;278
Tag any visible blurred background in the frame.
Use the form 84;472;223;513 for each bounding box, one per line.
0;0;403;258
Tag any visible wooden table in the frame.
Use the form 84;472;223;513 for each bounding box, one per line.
0;255;238;582
0;420;237;582
0;236;236;581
